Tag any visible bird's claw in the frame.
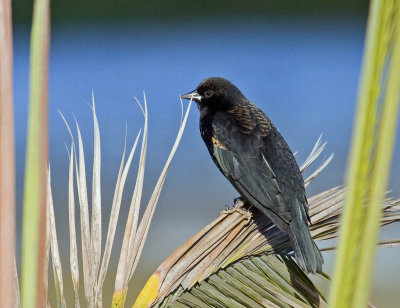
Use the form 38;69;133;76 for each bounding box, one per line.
220;197;253;224
233;197;246;208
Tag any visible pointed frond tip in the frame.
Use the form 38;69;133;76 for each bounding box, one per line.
49;93;193;307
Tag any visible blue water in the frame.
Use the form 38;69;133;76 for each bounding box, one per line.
13;19;400;306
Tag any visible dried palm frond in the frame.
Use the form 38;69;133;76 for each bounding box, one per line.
45;94;193;308
163;255;327;308
0;1;16;307
133;139;400;308
13;258;20;308
47;167;67;307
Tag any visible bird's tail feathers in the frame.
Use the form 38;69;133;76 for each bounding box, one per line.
288;202;323;274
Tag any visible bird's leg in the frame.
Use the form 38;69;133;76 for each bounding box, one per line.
220;197;253;223
234;197;254;211
233;197;245;208
222;197;245;211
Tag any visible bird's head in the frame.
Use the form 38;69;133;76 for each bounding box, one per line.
181;77;244;112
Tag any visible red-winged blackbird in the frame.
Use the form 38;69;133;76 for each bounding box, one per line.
181;77;323;274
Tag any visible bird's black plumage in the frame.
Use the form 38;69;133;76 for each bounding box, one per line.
182;77;323;274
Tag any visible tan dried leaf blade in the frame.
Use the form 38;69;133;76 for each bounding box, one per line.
166;255;327;308
135;187;400;307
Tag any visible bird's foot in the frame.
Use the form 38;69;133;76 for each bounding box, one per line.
233;197;246;208
221;197;246;212
219;197;253;223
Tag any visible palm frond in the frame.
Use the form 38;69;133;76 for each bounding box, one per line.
133;185;400;308
67;143;80;307
74;118;94;305
133;138;400;308
13;258;20;308
113;96;193;307
47;167;67;307
43;95;193;307
0;0;16;306
165;255;327;308
90;94;102;296
20;0;50;306
95;128;141;304
329;1;400;307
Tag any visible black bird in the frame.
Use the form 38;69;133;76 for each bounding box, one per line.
181;77;323;274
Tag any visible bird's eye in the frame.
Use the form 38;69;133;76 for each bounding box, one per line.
204;90;213;98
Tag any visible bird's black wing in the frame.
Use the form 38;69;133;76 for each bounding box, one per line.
202;99;322;273
207;104;302;230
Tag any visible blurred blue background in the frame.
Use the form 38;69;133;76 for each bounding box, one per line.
13;1;400;306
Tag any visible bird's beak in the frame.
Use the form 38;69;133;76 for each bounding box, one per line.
181;90;202;102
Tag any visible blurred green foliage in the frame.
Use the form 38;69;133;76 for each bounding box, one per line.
13;0;369;24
